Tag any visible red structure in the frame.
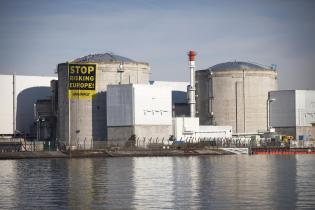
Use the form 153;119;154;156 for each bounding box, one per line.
251;147;315;155
188;51;196;61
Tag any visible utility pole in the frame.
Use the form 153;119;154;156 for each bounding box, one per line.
68;64;71;158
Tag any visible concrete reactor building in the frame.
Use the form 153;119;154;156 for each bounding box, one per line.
107;84;172;146
57;53;150;149
106;51;232;146
196;61;278;134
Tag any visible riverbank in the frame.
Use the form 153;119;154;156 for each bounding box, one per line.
0;148;231;160
0;151;67;159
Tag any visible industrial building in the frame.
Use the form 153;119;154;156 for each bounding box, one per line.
196;61;278;134
107;84;173;146
105;51;233;146
0;74;56;136
170;51;233;143
33;98;58;147
172;117;232;142
0;53;202;149
56;53;150;149
149;81;189;116
4;50;314;151
269;90;315;141
107;83;232;146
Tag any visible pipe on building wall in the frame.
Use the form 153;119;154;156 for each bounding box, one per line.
208;70;215;125
267;92;276;132
242;69;246;133
13;74;16;135
235;82;238;133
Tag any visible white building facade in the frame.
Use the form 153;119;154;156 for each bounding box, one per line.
172;117;232;142
269;90;315;140
107;84;173;146
0;74;56;136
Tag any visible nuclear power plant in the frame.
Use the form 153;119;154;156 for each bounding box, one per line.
1;51;315;152
57;53;150;148
196;61;278;133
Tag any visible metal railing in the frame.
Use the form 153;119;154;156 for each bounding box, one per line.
55;136;256;151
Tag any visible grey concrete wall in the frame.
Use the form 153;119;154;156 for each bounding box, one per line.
134;125;172;145
107;125;172;147
196;70;210;124
275;126;315;140
58;62;150;148
196;69;278;134
269;90;296;127
107;126;133;146
57;64;68;145
274;127;296;138
174;103;189;117
107;85;133;127
312;125;315;141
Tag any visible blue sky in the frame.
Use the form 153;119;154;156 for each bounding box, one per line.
0;0;314;89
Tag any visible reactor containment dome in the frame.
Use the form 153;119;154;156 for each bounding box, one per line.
57;53;150;149
196;61;278;134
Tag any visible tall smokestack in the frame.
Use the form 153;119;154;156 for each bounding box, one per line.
187;50;196;117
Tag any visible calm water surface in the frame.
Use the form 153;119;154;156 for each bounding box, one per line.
0;155;314;209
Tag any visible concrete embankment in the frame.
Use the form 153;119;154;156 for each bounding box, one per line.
0;151;67;160
87;149;229;157
0;149;231;160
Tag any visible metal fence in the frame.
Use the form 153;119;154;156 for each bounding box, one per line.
3;136;313;153
0;138;46;152
56;136;256;151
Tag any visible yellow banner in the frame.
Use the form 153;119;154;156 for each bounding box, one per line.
68;63;97;99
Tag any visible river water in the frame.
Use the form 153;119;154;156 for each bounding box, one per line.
0;155;314;209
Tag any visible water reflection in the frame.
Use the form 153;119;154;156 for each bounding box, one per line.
67;159;93;209
269;155;297;209
296;155;315;209
0;160;17;208
197;156;274;209
97;157;135;209
0;156;314;209
64;158;135;209
172;157;200;210
14;159;70;209
133;157;174;209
